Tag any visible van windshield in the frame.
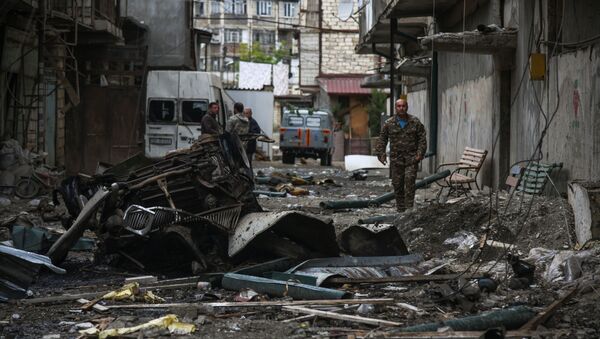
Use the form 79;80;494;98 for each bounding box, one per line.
148;100;176;123
182;100;208;123
288;116;303;126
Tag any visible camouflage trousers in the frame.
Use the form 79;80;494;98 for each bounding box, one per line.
390;161;418;212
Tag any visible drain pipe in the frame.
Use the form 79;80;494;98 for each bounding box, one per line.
429;51;438;166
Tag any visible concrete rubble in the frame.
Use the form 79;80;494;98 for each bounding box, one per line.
0;149;598;338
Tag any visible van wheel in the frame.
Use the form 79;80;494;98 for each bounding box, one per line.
319;152;329;166
282;152;294;164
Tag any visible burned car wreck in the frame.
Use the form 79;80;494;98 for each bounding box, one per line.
47;132;408;272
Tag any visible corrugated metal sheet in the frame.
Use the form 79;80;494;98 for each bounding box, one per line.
318;77;372;95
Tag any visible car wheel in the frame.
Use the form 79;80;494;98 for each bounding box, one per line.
282;152;294;164
320;152;328;166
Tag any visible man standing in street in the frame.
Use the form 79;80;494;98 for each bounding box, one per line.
244;107;262;169
226;102;249;136
201;102;223;135
375;98;427;212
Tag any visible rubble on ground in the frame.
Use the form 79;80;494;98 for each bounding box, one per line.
0;155;598;338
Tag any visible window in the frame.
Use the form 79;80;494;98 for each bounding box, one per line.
211;58;220;71
148;100;176;123
283;2;296;17
253;30;275;44
306;117;321;127
225;29;241;43
210;1;221;14
181;100;208;123
224;0;246;14
194;0;205;16
288;116;303;126
256;0;272;16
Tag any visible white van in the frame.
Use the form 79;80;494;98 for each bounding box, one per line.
144;71;234;158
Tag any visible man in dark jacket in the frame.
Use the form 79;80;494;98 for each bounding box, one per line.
244;107;262;169
201;102;222;135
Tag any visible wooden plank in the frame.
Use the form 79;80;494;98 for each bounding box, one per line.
20;282;201;305
459;159;481;167
282;305;402;327
326;274;479;285
461;154;484;163
282;314;316;323
105;298;396;310
464;147;486;154
77;298;109;313
520;287;578;330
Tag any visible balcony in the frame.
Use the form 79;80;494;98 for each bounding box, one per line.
45;0;123;40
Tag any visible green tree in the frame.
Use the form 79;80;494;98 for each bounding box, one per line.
368;89;387;137
239;41;291;64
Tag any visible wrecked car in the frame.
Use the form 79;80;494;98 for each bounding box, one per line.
49;133;260;271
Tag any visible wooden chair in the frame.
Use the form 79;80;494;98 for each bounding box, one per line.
436;147;488;199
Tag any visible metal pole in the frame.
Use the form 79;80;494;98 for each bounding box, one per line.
389;18;397;116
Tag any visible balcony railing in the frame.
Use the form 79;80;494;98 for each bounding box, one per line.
46;0;119;27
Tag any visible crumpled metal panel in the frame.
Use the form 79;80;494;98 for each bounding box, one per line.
338;223;409;256
228;211;337;257
0;245;65;302
286;255;423;286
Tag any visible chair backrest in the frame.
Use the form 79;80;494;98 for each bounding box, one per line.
517;162;563;194
458;147;488;178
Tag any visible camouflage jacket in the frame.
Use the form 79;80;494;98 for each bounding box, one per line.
201;113;222;135
226;113;249;135
375;114;427;164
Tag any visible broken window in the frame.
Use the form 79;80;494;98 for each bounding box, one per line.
181;100;209;124
148;100;176;123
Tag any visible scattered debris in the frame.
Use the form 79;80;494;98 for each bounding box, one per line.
79;314;195;338
399;306;536;332
0;244;65;301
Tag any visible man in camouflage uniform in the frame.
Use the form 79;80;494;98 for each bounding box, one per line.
375;98;427;212
226;102;249;137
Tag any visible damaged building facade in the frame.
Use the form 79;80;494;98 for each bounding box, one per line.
1;0;126;172
357;0;600;189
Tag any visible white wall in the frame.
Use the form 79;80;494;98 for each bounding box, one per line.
226;90;275;159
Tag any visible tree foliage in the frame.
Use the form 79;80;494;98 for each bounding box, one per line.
368;89;388;137
239;41;290;64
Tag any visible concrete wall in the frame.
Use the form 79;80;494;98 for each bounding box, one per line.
406;87;431;175
299;32;319;85
226;89;275;158
511;0;600;190
320;0;376;75
433;0;501;187
321;32;374;74
124;0;193;68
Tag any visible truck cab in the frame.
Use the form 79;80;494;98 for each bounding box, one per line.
279;109;335;166
145;71;234;158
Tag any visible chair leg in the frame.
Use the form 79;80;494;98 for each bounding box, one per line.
436;187;444;201
475;181;480;190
